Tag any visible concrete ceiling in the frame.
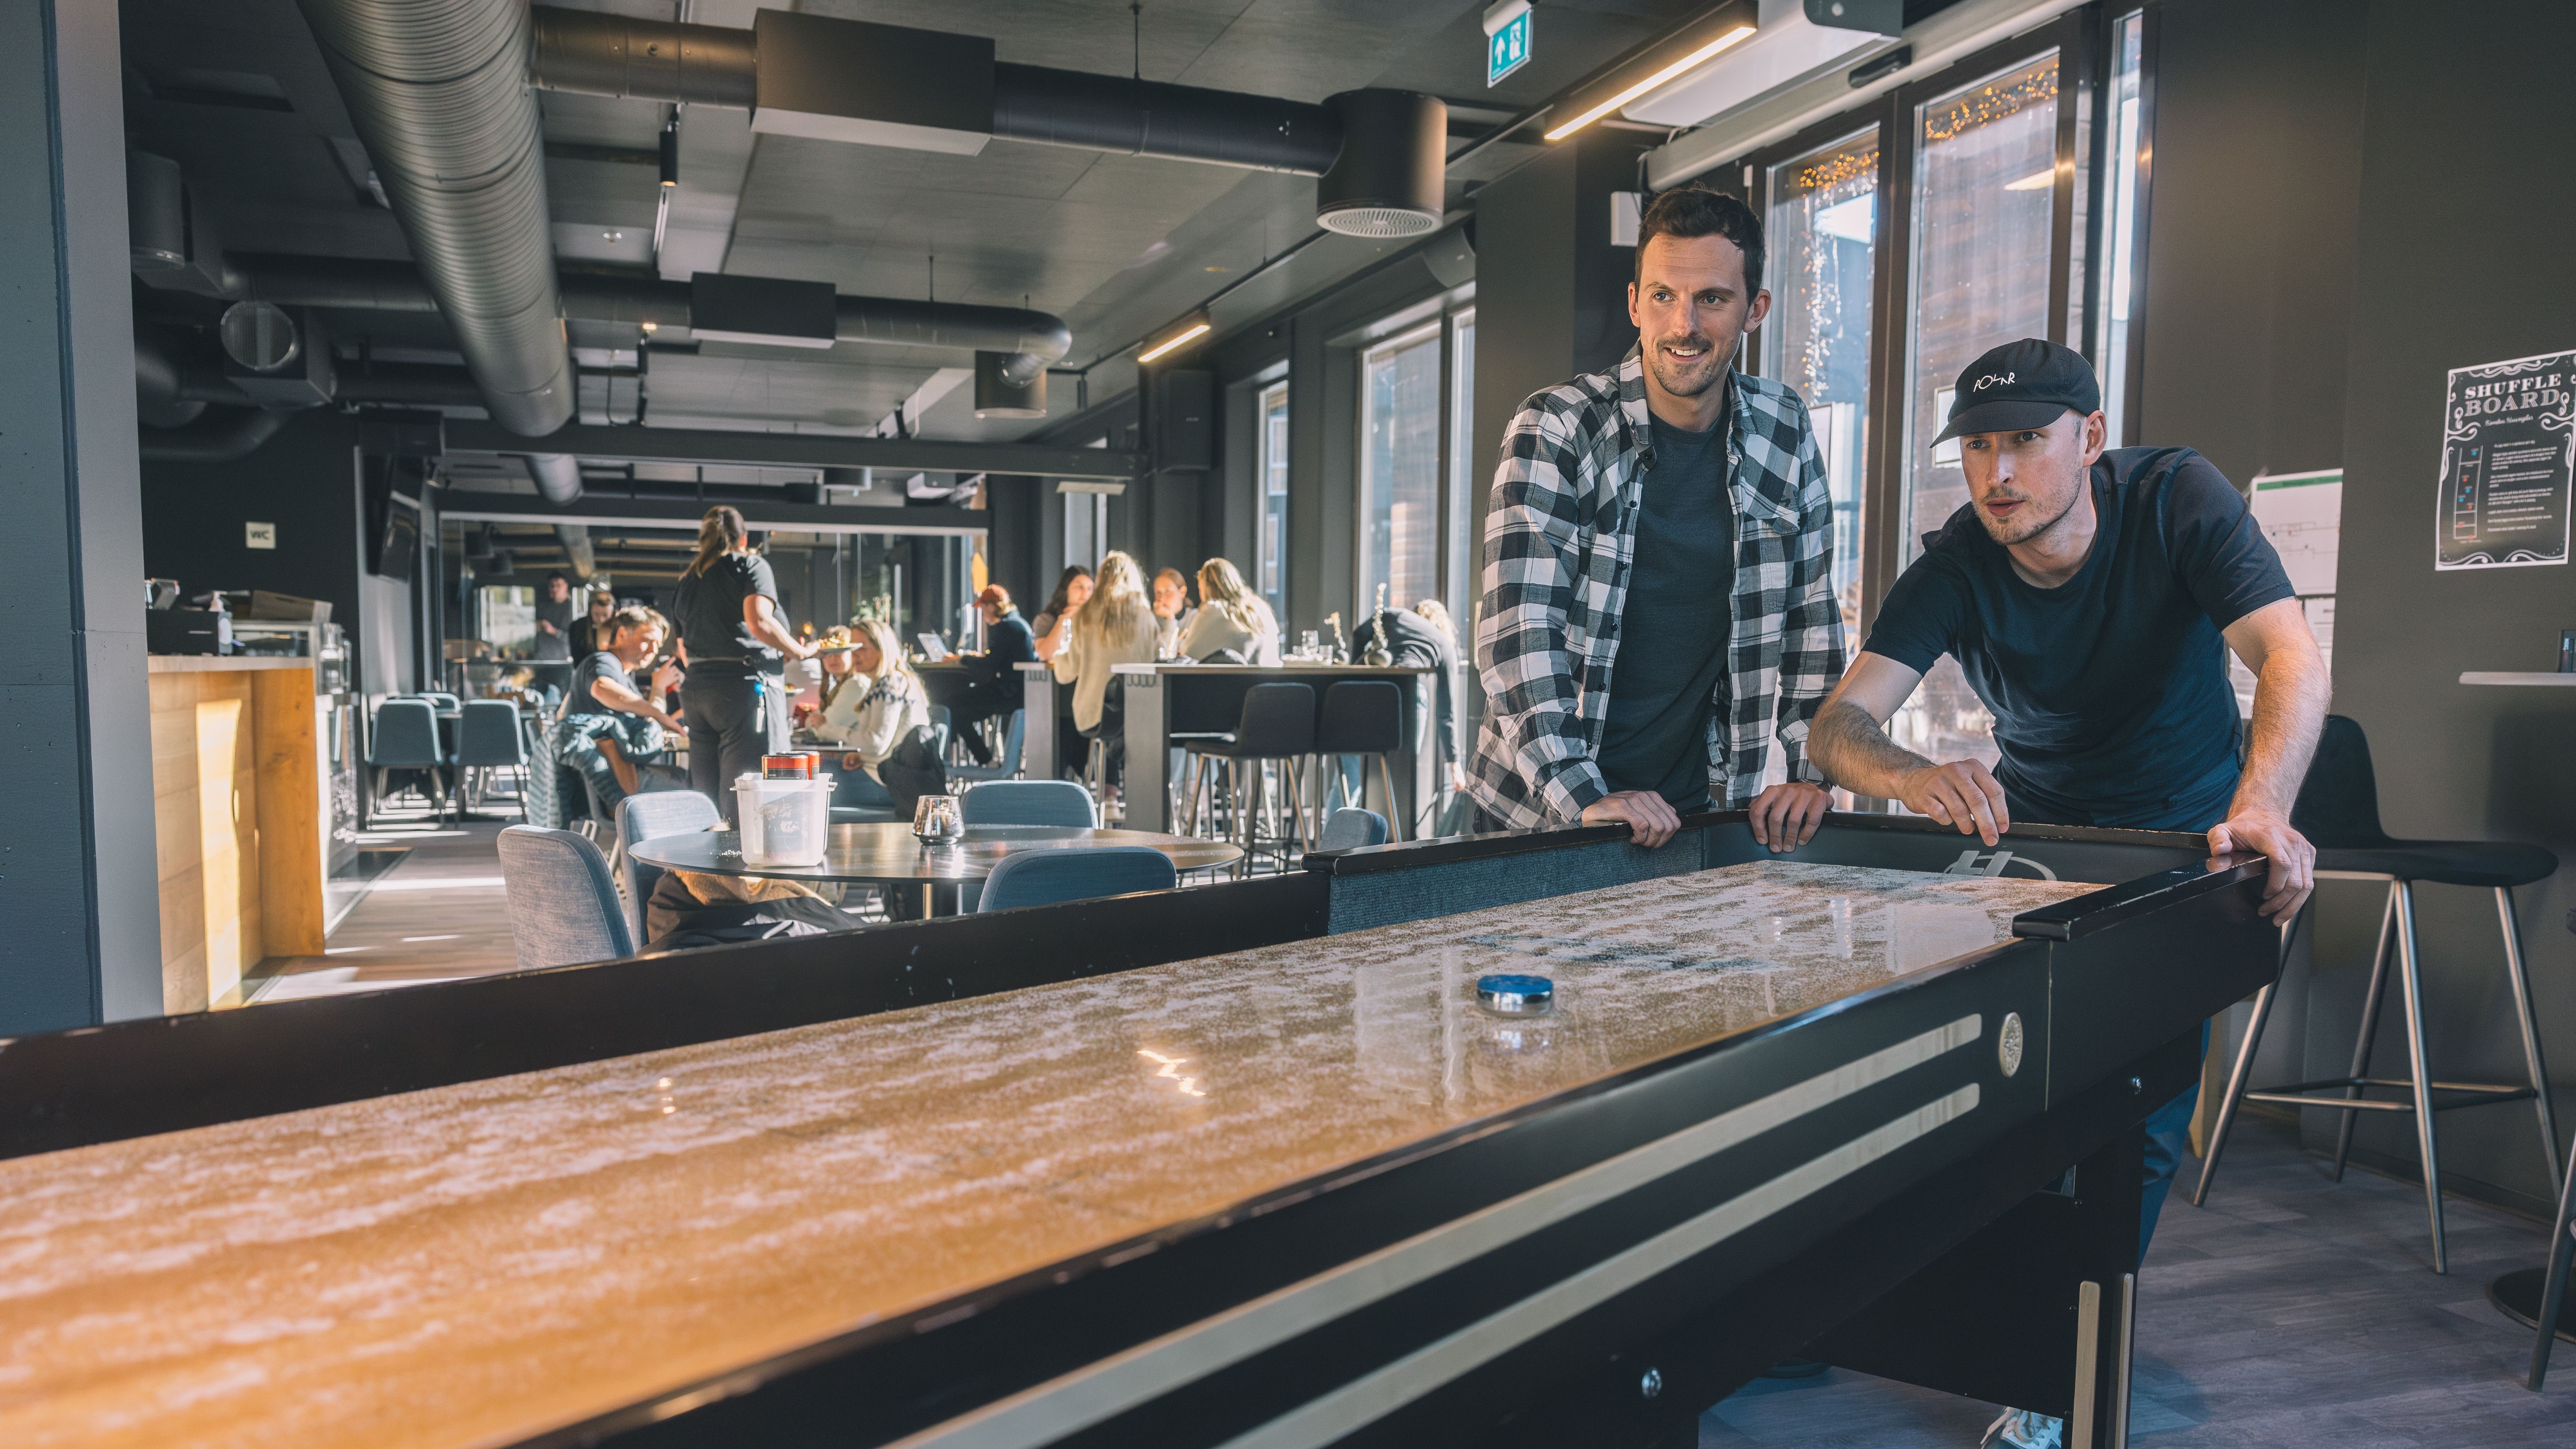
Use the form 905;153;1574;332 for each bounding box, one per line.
121;0;1710;448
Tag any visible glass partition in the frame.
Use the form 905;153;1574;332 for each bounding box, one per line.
1360;321;1445;618
1258;379;1290;621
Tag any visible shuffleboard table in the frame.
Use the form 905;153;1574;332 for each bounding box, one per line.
0;813;2277;1449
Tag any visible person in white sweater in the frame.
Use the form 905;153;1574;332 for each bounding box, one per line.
1177;557;1282;665
1052;550;1160;794
818;619;929;809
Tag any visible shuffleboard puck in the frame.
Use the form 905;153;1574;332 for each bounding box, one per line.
1476;973;1554;1014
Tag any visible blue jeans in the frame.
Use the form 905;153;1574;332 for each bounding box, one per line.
2139;1079;2198;1264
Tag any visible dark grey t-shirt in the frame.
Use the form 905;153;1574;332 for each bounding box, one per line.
1598;408;1736;811
673;553;782;671
559;651;632;722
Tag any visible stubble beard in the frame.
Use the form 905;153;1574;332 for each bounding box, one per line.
1974;469;2083;547
1646;339;1733;405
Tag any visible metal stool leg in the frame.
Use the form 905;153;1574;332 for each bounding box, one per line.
2192;979;2278;1208
2531;1143;2576;1389
1376;752;1402;841
2497;885;2564;1190
2333;884;2400;1182
2392;881;2448;1272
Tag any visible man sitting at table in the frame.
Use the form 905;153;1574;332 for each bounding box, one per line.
953;586;1036;764
1805;338;2327;1449
546;605;689;819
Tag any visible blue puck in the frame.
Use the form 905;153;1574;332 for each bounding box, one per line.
1477;973;1555;1013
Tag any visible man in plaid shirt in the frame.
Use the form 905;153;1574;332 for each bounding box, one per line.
1466;187;1844;850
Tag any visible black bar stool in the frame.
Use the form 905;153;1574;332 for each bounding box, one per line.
2522;907;2576;1388
2196;715;2561;1272
1181;683;1315;872
1315;680;1406;841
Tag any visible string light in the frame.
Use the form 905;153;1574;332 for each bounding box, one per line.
1921;61;2058;143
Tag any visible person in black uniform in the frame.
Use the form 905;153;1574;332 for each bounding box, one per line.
671;506;817;812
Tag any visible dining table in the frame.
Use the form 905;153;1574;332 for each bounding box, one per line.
627;821;1244;917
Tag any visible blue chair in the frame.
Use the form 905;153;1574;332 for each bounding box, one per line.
976;845;1176;912
613;792;722;947
949;709;1026;784
962;778;1096;827
1317;806;1389;853
455;699;527;818
496;825;634;968
366;697;453;820
417;691;462;712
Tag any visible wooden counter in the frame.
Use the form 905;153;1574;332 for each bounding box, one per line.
146;656;327;1011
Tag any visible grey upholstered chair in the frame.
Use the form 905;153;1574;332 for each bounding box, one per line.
613;792;722;949
454;699;527;817
1317;806;1390;853
976;845;1175;913
497;825;634;969
961;778;1097;827
366;697;452;821
949;708;1026;784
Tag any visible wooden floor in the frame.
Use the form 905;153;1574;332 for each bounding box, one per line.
246;808;521;1002
1706;1115;2576;1446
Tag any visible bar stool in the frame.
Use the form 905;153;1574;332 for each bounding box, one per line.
1315;680;1407;841
1182;683;1314;872
2195;716;2561;1272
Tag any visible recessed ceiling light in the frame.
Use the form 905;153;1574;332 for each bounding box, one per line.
1137;311;1212;364
1204;265;1228;273
1544;23;1757;141
603;229;625;242
640;320;658;333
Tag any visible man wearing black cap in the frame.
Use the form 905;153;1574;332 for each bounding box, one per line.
1809;338;2328;1449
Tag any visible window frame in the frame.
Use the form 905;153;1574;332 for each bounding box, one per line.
1255;377;1292;620
1354;314;1455;627
1733;4;2149;643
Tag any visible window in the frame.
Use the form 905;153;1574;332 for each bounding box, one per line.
1765;125;1879;656
1446;309;1477;635
2096;11;2147;445
1064;489;1108;573
1360;321;1445;620
1257;380;1290;620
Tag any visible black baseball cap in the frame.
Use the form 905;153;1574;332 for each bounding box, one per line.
1935;338;2102;442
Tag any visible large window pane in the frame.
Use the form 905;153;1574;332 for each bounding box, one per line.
1360;323;1443;619
1895;52;2060;769
1446;310;1477;635
1765;125;1878;656
2096;12;2146;444
1257;380;1290;620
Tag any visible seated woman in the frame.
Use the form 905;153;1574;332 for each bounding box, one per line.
811;618;929;810
1177;557;1282;665
1052;551;1159;801
805;625;869;740
548;605;689;818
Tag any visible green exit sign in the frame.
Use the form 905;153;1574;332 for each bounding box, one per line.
1485;1;1531;87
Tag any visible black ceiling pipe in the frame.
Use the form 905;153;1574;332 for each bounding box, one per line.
138;407;294;464
989;64;1339;174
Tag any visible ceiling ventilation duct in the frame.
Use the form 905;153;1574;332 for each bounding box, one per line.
524;6;1442;241
972;351;1044;420
294;0;574;436
526;453;585;506
1615;0;1900;131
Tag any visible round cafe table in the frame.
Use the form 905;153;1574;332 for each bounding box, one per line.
627;822;1244;917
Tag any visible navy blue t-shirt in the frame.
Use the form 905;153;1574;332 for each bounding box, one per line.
1599;409;1736;810
1861;447;2293;830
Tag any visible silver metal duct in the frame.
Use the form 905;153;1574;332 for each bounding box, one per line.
526;452;584;505
554;522;596;577
294;0;573;436
527;6;756;107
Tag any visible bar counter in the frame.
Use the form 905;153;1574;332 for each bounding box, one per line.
0;861;2096;1449
146;654;329;1011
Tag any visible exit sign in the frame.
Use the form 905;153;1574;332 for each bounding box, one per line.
1485;0;1531;87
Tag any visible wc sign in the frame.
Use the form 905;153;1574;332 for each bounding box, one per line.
1485;0;1531;86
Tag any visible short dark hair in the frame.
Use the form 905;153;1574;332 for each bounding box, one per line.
1634;186;1764;301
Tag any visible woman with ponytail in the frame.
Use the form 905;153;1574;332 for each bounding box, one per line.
671;505;817;811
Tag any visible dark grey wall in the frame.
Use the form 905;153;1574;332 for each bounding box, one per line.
143;413;368;638
2314;0;2576;1214
0;0;160;1032
2145;0;2576;1216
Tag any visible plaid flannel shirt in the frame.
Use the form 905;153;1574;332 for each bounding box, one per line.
1466;345;1846;829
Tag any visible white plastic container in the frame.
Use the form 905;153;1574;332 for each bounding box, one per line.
733;774;832;868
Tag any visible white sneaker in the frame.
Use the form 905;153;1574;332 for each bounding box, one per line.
1979;1407;2064;1449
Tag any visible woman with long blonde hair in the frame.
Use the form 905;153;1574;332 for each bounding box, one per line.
671;504;817;810
1179;557;1281;665
816;618;930;808
1052;550;1159;793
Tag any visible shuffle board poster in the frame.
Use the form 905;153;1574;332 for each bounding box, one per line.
2434;348;2573;570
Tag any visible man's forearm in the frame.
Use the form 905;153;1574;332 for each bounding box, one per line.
2231;648;2329;818
1809;699;1935;801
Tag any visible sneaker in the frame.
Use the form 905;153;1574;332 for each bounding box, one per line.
1979;1407;2064;1449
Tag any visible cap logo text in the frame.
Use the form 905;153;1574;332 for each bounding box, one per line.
1971;372;2016;391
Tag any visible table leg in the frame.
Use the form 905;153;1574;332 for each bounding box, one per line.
1124;672;1171;833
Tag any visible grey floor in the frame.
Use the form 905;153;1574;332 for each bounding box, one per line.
1706;1115;2576;1447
